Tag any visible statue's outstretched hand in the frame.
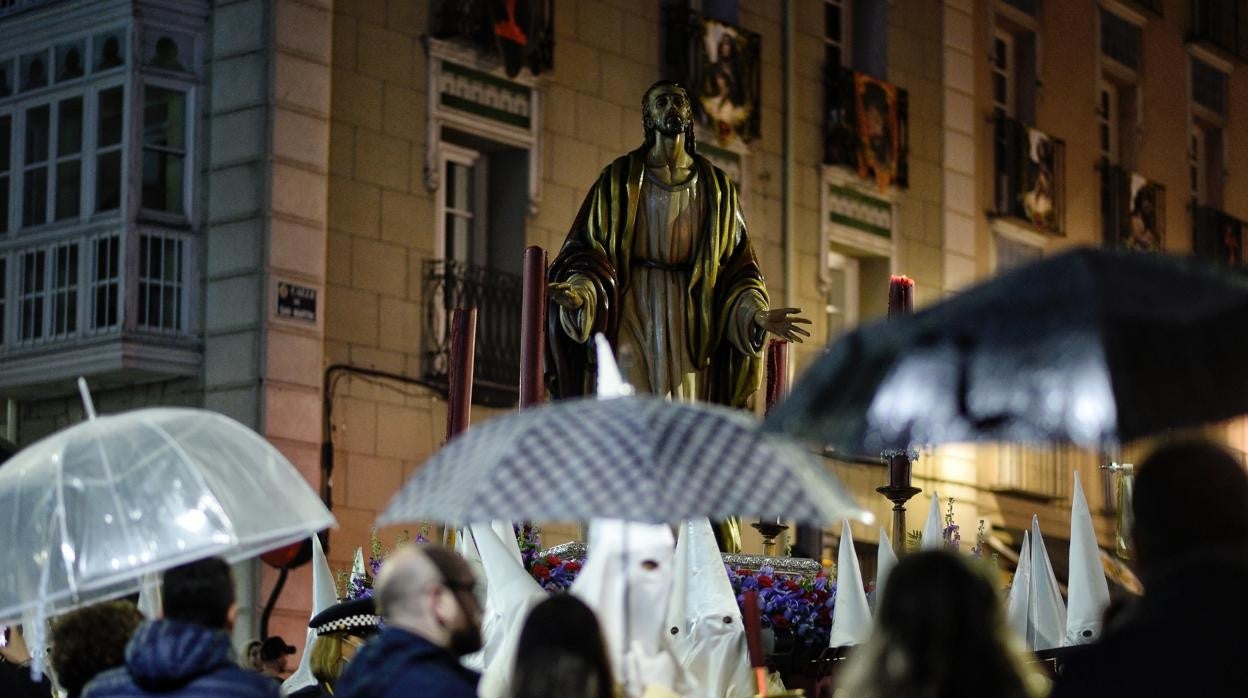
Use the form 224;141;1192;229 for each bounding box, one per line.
549;281;588;310
753;307;812;343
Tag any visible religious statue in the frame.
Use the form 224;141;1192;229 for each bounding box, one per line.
546;81;809;408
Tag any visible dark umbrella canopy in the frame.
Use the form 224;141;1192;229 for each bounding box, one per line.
765;247;1248;453
378;395;870;526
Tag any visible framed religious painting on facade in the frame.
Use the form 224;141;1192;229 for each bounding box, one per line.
691;17;761;147
1102;165;1164;252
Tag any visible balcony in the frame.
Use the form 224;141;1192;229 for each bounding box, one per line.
1101;163;1166;252
1193;204;1245;266
991;115;1065;234
823;67;909;192
0;230;201;397
1189;0;1248;62
421;259;522;408
428;0;555;77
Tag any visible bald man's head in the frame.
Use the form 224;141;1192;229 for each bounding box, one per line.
374;544;481;655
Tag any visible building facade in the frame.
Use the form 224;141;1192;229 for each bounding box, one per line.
1;0;1245;653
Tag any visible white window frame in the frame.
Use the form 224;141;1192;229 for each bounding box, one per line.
137;74;196;224
0;108;12;236
823;249;859;345
134;228;191;335
824;0;851;70
992;28;1015;117
434;142;488;266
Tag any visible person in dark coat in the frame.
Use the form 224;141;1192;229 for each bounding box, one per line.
335;545;482;698
1052;439;1248;698
82;557;279;698
0;626;53;698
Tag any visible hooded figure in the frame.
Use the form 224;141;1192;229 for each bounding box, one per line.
1028;516;1067;651
665;518;753;697
920;491;944;551
1064;471;1110;646
473;525;546;698
572;519;690;697
1005;529;1032;642
829;521;872;648
874;527;898;610
283;535;337;695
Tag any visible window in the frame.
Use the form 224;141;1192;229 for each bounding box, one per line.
137;232;185;332
1191;123;1224;208
56;41;86;83
0;257;5;346
1192;57;1227;116
55;97;84;221
992;30;1014;118
825;0;849;71
19;51;48;93
440;144;487;266
19;248;45;342
22;104;49;227
95;85;124;213
50;240;78;337
91;234;120;330
1100;8;1141;72
850;0;886;78
142;86;186;215
991;11;1038;124
0;114;9;234
1098;82;1118;163
0;59;11;98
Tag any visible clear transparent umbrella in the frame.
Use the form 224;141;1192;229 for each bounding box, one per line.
0;407;335;624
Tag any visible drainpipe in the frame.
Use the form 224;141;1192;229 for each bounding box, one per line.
782;0;796;366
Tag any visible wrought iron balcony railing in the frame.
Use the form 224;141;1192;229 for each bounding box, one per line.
991;114;1065;234
422;258;522;408
1193;204;1246;267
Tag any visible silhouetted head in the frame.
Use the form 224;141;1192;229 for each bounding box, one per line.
838;551;1035;698
511;594;614;698
163;556;237;631
1132;439;1248;577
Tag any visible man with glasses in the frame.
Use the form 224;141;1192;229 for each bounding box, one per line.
335;545;482;697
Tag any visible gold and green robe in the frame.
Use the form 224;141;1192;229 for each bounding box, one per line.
546;147;769;408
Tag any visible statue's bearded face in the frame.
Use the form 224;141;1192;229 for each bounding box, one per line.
645;86;692;137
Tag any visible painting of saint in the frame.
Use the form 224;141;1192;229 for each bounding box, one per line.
693;18;760;146
1022;128;1058;232
853;74;900;192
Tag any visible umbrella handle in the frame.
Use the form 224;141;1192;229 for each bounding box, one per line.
77;378;97;421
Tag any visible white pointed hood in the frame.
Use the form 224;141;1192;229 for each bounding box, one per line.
1005;529;1031;642
829;521;872;647
874;526;898;609
282;535;336;695
136;571;162;620
1028;516;1067;651
666;518;753;697
455;526;488;672
1065;471;1110;646
350;546;367;590
572;519;688;697
921;491;943;550
595;334;634;398
474;524;547;697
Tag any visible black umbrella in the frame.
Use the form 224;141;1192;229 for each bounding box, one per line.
765;247;1248;453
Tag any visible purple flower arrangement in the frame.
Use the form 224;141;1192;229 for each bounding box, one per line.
725;565;846;648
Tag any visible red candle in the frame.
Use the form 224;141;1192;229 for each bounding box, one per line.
887;275;914;319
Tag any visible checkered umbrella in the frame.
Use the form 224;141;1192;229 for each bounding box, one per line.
377;395;871;527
